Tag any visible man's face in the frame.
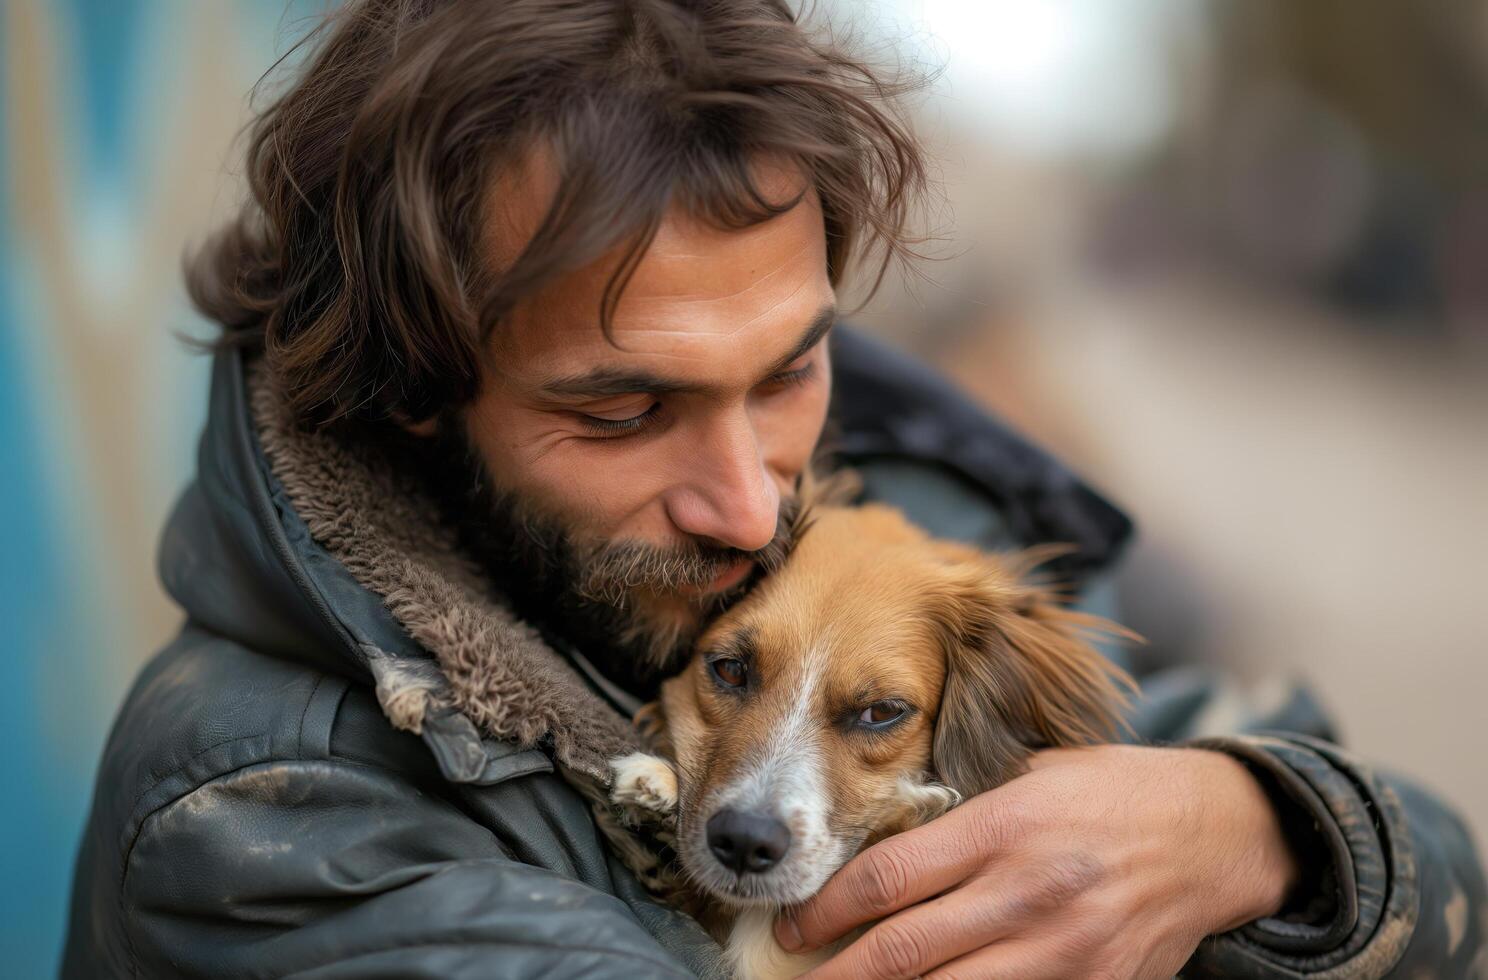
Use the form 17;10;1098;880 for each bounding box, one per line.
446;151;836;668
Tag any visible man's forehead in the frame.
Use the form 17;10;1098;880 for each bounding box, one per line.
485;152;833;387
479;140;814;275
498;280;834;394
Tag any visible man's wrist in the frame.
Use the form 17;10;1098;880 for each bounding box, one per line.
1189;747;1302;931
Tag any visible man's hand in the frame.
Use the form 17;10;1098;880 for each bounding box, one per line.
775;744;1299;979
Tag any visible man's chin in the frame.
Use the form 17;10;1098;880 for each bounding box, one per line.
612;593;705;671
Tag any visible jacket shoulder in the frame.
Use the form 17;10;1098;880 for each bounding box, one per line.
66;626;720;980
64;626;353;977
90;626;357;853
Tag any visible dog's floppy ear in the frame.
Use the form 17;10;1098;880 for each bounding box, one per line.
930;545;1137;797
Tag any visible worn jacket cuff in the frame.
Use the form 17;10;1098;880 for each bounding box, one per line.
1180;733;1419;978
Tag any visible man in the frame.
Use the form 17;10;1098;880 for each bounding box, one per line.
63;1;1484;977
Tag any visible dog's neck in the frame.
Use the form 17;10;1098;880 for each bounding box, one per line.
724;909;839;980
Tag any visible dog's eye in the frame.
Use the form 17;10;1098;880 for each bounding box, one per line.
709;657;747;689
858;701;906;727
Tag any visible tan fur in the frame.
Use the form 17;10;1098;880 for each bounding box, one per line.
926;538;1139;795
618;499;1137;976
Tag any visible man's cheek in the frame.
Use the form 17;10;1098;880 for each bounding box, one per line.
534;451;680;542
763;388;831;480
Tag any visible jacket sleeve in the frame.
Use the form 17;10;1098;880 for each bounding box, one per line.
1107;616;1487;977
1069;570;1486;977
1181;731;1485;978
118;757;697;979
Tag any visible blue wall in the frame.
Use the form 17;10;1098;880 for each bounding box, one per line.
0;3;322;974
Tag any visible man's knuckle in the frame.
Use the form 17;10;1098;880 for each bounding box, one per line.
866;920;936;978
859;848;916;911
989;856;1105;926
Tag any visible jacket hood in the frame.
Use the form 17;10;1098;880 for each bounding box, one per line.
159;346;638;785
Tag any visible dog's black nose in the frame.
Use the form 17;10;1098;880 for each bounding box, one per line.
706;808;791;874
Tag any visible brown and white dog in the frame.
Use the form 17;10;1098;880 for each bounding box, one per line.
610;493;1136;979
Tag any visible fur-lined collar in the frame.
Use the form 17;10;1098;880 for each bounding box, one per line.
247;358;639;784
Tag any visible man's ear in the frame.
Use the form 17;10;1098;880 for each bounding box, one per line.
930;548;1138;797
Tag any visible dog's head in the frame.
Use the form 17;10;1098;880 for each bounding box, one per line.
653;502;1135;907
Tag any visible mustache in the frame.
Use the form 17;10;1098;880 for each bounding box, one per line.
573;496;802;606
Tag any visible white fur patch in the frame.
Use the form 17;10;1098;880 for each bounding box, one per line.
701;641;841;904
609;751;679;814
893;775;961;826
726;908;835;980
717;779;954;979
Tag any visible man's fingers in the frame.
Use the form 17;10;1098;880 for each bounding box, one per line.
778;829;977;952
795;885;1014;980
922;938;1069;980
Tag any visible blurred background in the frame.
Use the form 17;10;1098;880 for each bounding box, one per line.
2;0;1484;974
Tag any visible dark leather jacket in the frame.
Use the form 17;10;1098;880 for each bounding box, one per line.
62;328;1484;978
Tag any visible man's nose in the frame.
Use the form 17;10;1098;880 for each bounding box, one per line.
665;413;779;552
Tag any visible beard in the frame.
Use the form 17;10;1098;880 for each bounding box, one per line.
404;417;802;694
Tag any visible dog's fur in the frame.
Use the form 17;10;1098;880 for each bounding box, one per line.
612;485;1137;979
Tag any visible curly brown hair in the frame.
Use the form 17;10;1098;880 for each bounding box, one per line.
190;0;928;432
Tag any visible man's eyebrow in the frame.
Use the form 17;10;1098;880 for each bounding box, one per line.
537;368;691;399
536;303;836;399
766;303;837;375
